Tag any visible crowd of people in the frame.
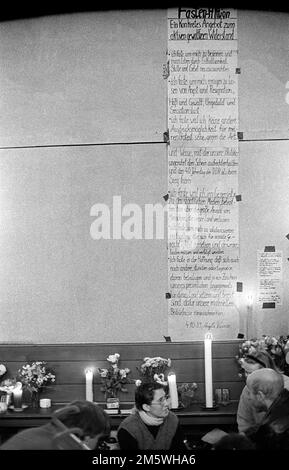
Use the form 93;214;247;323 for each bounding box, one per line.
1;350;289;451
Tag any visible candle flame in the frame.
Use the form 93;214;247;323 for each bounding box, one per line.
205;332;213;340
14;381;22;391
168;372;176;378
247;295;254;307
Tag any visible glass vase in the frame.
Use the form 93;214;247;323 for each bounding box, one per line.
31;390;40;409
105;391;120;409
180;393;194;409
106;397;120;409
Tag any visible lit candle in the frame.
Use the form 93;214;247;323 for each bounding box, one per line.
13;382;23;409
204;332;213;408
85;368;93;402
246;295;253;339
168;372;179;409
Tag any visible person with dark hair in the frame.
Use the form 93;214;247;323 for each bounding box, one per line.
0;400;110;450
117;382;186;450
245;368;289;449
213;432;255;450
237;350;289;433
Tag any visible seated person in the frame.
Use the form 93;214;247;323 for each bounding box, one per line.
246;368;289;449
0;400;110;450
117;382;186;450
237;350;289;433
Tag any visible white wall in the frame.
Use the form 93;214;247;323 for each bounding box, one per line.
0;9;288;342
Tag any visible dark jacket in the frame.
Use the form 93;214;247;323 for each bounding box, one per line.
250;389;289;450
117;410;186;450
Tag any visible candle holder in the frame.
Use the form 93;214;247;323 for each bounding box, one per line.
201;403;219;411
9;404;28;412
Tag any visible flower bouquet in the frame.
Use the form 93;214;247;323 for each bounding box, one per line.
16;361;56;407
17;361;56;392
0;364;14;404
0;378;18;406
177;382;198;408
98;353;131;402
236;335;289;377
136;356;171;386
0;364;6;378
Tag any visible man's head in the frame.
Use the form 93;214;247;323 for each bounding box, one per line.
246;368;284;411
52;400;110;448
135;382;169;418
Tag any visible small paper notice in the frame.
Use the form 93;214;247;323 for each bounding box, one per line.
257;250;282;305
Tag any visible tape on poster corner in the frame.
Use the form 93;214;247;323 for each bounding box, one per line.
262;302;276;309
163;336;172;342
264;246;275;252
165;292;171;299
163;130;170;143
236;282;243;292
163;194;169;202
286;234;289;240
235;195;242;202
237;333;245;339
162;61;170;79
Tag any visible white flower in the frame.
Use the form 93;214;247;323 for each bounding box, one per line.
0;378;17;393
135;380;142;387
0;364;6;376
107;354;120;364
100;369;108;378
154;373;167;386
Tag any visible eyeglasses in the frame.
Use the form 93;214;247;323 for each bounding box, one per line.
150;395;169;406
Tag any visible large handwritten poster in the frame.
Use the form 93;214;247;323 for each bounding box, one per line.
167;7;239;340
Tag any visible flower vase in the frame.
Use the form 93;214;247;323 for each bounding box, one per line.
181;394;193;409
4;392;12;407
106;394;120;410
31;390;40;409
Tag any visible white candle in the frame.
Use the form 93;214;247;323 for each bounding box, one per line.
13;385;23;409
204;332;213;408
85;368;93;402
168;373;179;409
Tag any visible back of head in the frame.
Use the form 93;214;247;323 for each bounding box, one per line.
135;382;166;410
53;400;110;438
247;368;284;400
214;433;255;450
